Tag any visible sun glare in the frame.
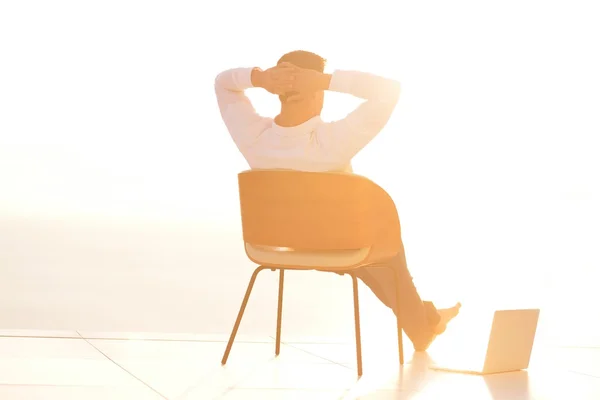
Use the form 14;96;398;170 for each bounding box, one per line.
0;0;598;347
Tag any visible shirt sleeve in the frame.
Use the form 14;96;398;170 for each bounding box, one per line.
214;67;271;149
317;70;401;161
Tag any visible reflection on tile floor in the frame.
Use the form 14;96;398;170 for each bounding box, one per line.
0;330;598;399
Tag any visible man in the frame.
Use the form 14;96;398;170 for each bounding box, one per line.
215;50;460;351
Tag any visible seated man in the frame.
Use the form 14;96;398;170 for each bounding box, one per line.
215;50;460;351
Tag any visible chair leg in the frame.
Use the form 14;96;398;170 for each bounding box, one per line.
351;273;363;377
275;269;285;356
390;266;404;366
221;266;267;365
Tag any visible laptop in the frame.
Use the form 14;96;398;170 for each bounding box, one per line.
429;309;540;375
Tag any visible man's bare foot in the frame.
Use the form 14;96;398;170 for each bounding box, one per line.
434;302;462;335
414;303;462;352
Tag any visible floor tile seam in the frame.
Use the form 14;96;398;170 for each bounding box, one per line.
76;330;169;400
0;335;80;340
210;357;276;400
76;337;272;344
567;369;600;380
269;337;355;371
174;354;276;400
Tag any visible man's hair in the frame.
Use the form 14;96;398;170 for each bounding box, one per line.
278;50;326;103
278;50;326;72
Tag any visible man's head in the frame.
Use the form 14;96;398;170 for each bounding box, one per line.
277;50;326;113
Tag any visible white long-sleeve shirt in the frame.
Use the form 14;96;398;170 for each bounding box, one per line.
215;67;400;173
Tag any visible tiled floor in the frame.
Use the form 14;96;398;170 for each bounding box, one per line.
0;330;598;399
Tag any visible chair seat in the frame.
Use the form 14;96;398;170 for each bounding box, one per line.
245;244;371;270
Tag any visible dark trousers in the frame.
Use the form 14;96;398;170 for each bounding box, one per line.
354;244;441;351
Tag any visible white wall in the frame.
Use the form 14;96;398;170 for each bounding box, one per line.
1;0;599;346
0;215;362;339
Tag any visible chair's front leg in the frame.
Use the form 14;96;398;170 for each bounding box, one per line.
351;273;363;377
221;266;268;365
275;269;285;356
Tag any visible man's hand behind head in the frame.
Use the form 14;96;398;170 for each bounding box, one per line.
252;63;297;95
287;65;331;95
253;62;332;104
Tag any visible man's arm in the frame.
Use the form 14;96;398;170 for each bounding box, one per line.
214;68;269;149
319;70;401;161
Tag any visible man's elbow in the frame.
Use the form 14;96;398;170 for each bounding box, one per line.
375;81;400;116
386;80;401;106
371;81;401;128
214;72;224;89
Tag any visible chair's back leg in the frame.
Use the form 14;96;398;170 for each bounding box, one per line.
275;269;285;355
222;266;267;365
351;273;363;377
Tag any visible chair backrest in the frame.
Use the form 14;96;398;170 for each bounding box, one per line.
238;170;401;252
